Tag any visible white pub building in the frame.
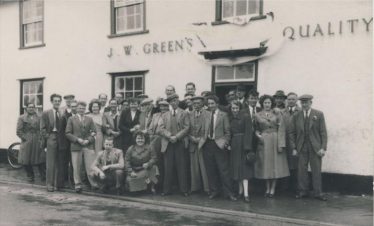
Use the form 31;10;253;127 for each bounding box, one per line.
0;0;372;191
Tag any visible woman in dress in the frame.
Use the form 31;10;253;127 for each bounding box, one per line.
16;103;46;182
228;100;254;202
125;131;159;193
87;99;104;155
254;95;289;198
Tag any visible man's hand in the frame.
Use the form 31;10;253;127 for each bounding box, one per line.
77;138;84;145
112;131;120;137
170;136;177;143
278;147;285;153
317;149;326;157
102;165;110;171
130;172;137;178
292;149;298;156
83;140;89;146
99;172;106;180
142;163;149;169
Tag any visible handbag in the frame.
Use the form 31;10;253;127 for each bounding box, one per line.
246;152;257;164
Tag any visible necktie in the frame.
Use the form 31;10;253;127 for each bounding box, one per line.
289;107;293;115
209;111;215;138
55;111;60;132
173;110;176;117
114;115;118;131
304;111;309;130
196;111;200;118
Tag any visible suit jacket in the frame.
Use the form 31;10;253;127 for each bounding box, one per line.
65;115;96;151
282;106;301;149
40;109;64;146
200;109;231;150
102;112;121;136
188;109;210;151
60;110;73;150
159;108;190;153
147;112;164;136
119;109;140;144
289;108;328;153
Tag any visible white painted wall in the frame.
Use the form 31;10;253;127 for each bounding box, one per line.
0;0;372;175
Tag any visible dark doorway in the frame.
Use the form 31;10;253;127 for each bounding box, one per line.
214;83;255;106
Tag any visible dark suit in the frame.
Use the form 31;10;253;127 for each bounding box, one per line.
241;106;261;151
102;112;122;150
119;109;140;152
159;108;190;194
201;109;234;196
40;109;64;190
58;109;74;187
290;108;328;196
65;114;97;189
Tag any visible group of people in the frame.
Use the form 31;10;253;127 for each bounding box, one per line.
16;82;328;202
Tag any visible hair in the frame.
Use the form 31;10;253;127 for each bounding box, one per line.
104;136;114;142
77;101;87;107
128;98;140;104
88;99;101;113
166;85;175;91
98;93;108;99
185;82;196;89
109;98;117;104
201;91;213;97
206;95;219;103
230;100;242;109
120;99;129;105
115;92;124;97
259;95;275;109
184;93;194;98
26;102;35;108
247;89;259;98
133;130;150;145
70;100;78;105
287;92;298;97
50;93;62;102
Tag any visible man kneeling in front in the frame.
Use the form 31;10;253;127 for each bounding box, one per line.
91;137;125;195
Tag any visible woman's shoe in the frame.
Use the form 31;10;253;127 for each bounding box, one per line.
244;196;250;203
268;193;274;198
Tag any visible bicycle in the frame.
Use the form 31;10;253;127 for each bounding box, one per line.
7;142;23;169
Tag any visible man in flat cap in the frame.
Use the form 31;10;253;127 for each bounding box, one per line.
289;94;328;201
273;90;287;109
188;96;210;195
159;93;190;196
138;98;155;133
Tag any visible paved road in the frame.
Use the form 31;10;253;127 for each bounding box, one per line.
0;183;253;226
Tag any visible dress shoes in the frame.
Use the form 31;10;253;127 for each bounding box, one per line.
314;195;328;201
75;187;82;193
208;192;219;199
244;196;250;203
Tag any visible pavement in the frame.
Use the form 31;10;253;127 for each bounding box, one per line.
0;163;372;226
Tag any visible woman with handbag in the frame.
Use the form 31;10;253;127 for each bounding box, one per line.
228;100;255;203
254;95;289;198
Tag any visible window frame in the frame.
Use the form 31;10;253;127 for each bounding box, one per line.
213;0;265;25
19;0;45;49
109;0;149;38
109;70;148;98
214;61;257;83
19;77;45;115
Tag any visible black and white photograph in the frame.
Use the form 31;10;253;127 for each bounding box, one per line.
0;0;372;225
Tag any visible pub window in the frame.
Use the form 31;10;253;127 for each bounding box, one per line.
20;0;44;48
20;79;44;115
212;62;257;105
110;0;148;37
111;72;147;99
215;0;264;22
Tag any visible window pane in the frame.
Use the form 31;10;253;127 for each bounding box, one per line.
116;78;125;91
127;16;135;30
29;82;36;94
23;95;29;107
125;92;133;98
37;81;43;93
248;0;258;14
126;78;134;90
37;94;43;106
134;77;142;90
235;63;255;80
236;0;247;16
24;83;30;94
222;0;234;18
126;5;135;15
135;15;141;28
134;92;142;97
216;66;234;80
135;4;141;13
29;95;36;106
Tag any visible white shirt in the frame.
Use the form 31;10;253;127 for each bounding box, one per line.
304;109;311;118
66;108;72;114
248;106;256;119
210;109;218;139
171;108;178;116
77;114;84;122
130;110;136;121
52;109;59;131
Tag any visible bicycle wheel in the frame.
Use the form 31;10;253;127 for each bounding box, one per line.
7;142;23;169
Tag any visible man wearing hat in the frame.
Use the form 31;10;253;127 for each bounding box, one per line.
159;93;190;196
290;94;328;201
137;94;149;103
138;98;155;132
273;90;287;109
188;96;210;195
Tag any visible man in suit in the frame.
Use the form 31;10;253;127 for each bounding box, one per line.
58;99;77;188
159;94;190;196
185;82;196;96
282;92;301;193
236;85;248;109
240;90;260;151
65;101;97;193
202;95;237;201
119;98;141;152
40;94;64;192
98;93;110;113
290;94;328;201
138;98;155;132
115;92;124;112
103;99;122;151
273;90;287;110
165;85;176;98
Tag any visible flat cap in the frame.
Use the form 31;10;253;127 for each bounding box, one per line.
63;94;75;99
158;100;169;106
191;96;205;101
166;93;179;102
299;94;313;101
140;98;153;106
273;90;286;98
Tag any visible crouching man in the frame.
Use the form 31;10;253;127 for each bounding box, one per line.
91;137;125;195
